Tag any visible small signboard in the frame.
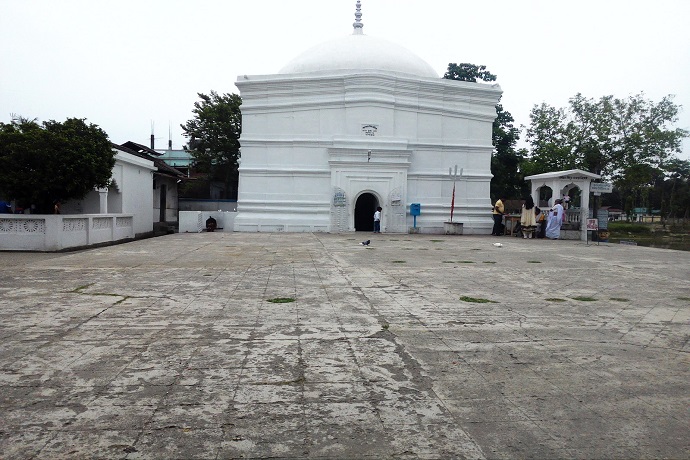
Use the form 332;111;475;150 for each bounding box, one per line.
590;182;613;193
390;190;402;206
586;218;599;230
333;191;346;207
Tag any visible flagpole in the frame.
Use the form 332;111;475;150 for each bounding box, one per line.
449;165;458;222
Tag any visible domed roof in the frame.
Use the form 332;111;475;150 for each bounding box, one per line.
279;34;439;79
279;1;438;79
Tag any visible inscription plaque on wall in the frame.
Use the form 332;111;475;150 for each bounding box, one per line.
390;189;402;206
333;191;346;207
361;124;378;136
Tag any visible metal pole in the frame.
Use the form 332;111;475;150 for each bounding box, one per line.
449;165;458;222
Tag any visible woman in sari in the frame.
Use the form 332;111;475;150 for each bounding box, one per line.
545;199;564;239
520;196;537;238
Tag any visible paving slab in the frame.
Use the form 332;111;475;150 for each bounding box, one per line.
0;232;688;459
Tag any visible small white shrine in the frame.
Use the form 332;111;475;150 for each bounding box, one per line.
525;168;601;241
233;2;501;233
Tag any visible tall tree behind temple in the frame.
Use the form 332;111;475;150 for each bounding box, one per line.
181;91;242;199
443;63;527;200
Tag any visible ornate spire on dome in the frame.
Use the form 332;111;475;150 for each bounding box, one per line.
352;0;363;35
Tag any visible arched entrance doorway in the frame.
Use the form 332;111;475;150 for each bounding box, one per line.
354;193;378;231
538;186;553;208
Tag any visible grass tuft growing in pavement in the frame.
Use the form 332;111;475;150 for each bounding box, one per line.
546;298;567;302
267;297;295;303
677;296;690;301
259;377;305;386
572;296;597;302
459;296;497;303
71;284;94;293
527;260;542;263
392;260;406;263
71;284;129;305
610;297;630;302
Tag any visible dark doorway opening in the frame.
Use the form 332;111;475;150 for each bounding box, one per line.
159;183;167;222
355;193;377;231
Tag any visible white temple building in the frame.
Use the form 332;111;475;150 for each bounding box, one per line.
233;1;501;233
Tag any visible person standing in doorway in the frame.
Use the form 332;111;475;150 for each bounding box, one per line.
373;206;382;233
491;196;505;236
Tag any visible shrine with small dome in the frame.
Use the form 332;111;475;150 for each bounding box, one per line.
233;1;501;233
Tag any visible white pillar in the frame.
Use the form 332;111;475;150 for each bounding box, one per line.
580;180;591;241
97;187;108;214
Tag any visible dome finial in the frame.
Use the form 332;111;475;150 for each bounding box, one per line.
353;0;363;35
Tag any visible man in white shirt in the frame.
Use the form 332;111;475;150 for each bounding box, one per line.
373;206;382;233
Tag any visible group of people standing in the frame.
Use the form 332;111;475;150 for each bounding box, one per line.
492;196;566;240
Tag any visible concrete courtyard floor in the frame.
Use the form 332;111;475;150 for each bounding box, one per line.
0;232;688;459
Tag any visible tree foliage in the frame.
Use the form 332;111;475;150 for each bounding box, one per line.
444;63;497;83
491;104;529;200
524;93;689;217
0;117;114;213
662;158;690;218
181;91;242;199
524;93;688;179
443;63;527;200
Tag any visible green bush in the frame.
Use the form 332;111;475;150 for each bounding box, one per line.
608;222;652;234
669;223;690;233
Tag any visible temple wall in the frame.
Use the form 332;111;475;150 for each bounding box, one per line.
235;72;500;233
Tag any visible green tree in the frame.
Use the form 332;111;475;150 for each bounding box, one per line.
521;103;578;177
491;105;529;200
524;93;689;216
444;63;496;83
443;63;526;200
0;117;114;213
524;93;688;183
660;158;690;219
181;91;242;199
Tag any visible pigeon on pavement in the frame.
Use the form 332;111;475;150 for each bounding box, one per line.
361;240;371;246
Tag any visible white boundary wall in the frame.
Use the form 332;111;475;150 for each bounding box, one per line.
179;211;237;233
0;214;134;251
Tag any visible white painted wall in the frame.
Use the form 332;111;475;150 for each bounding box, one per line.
234;71;501;234
0;214;134;251
112;150;155;236
179;211;236;233
60;148;155;238
2;148;157;250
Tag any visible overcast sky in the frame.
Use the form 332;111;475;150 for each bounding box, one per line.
2;0;689;160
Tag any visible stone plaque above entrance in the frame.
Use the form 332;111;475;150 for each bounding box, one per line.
361;124;378;137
